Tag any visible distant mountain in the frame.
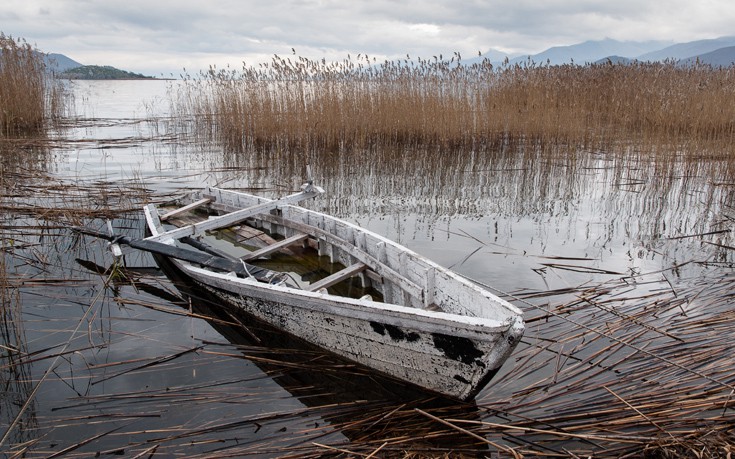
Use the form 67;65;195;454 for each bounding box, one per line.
59;65;153;80
637;36;735;62
509;38;672;66
462;48;515;65
44;53;83;72
679;46;735;67
445;48;516;68
479;48;511;62
495;36;735;68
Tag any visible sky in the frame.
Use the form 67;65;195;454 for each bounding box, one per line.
1;0;734;77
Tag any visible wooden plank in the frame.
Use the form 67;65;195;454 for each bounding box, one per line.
145;186;322;243
145;204;165;236
398;251;412;307
128;238;277;281
241;233;309;261
424;267;436;309
306;263;367;292
75;222;280;282
160;198;212;221
232;224;279;248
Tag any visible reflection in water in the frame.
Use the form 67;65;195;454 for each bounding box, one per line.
0;252;38;450
200;140;734;288
211;140;729;233
0;146;38;449
0;139;52;176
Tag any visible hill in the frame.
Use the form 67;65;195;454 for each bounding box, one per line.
37;51;154;78
460;48;515;66
509;38;671;66
497;36;735;68
679;46;735;67
44;53;83;72
58;65;153;80
637;36;735;61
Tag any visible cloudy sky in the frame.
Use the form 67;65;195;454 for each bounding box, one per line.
1;0;734;76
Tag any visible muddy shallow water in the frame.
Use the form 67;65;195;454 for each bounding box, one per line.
1;80;734;457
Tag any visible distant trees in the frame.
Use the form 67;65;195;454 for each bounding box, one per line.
59;65;152;80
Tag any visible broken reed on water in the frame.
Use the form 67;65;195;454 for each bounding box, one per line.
173;53;735;159
0;33;66;137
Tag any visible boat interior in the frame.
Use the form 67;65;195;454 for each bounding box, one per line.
146;186;520;324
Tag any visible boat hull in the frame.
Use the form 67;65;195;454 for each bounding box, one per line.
176;261;523;401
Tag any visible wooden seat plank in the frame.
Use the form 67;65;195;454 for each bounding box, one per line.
160;198;212;221
306;262;367;292
241;233;309;261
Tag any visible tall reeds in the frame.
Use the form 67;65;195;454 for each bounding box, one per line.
0;33;66;137
173;54;735;160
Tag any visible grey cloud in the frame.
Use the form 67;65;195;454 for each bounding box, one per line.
1;0;734;75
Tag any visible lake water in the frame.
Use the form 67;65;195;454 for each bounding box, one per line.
2;79;734;457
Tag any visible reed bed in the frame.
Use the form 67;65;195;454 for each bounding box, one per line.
173;53;735;165
0;33;67;138
0;170;181;455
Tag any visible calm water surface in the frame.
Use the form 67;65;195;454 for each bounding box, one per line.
2;80;733;457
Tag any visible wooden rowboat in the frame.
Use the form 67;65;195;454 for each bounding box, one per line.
92;180;524;401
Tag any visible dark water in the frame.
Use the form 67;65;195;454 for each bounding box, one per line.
2;80;734;457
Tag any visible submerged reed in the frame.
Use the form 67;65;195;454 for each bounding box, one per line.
173;53;735;162
0;33;66;137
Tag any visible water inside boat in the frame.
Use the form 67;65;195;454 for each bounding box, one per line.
162;205;386;302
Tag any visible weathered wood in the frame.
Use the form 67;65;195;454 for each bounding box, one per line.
146;186;322;243
74;223;279;282
306;262;367;292
424;267;436;309
257;213;425;301
199;195;425;302
160;198;212;221
145;204;165;236
233;223;279;248
241;233;309;261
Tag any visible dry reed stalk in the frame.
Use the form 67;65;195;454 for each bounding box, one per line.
0;33;67;137
471;267;735;457
173;54;735;168
415;408;520;456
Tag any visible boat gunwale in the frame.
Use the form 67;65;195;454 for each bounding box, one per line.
194;186;524;318
178;261;521;338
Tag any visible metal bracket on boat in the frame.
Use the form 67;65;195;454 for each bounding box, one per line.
301;165;324;195
105;220;125;259
301;181;324;194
